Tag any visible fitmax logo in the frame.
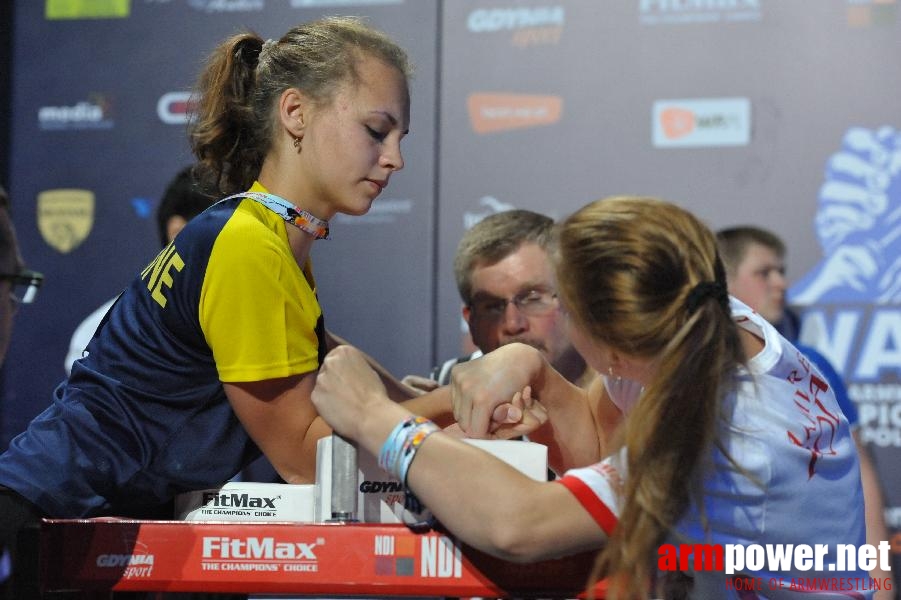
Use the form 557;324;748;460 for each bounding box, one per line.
202;537;318;560
202;492;277;509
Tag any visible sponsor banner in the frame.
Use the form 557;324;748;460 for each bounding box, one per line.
790;125;901;550
40;519;604;596
38;97;114;131
639;0;761;26
462;195;516;230
467;93;563;134
652;97;751;148
796;304;901;449
156;92;194;126
291;0;403;7
466;5;565;47
45;0;130;19
176;483;316;522
187;0;265;12
848;0;897;27
36;189;95;254
789;126;901;306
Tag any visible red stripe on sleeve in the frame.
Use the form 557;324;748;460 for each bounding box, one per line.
556;476;619;536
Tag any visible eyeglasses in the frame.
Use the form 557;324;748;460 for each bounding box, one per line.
469;289;558;320
0;269;44;306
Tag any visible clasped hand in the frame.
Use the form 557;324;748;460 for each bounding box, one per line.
450;343;548;439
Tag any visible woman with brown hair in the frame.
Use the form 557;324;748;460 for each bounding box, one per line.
313;196;871;599
0;16;445;596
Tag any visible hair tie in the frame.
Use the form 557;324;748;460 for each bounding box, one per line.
685;281;729;315
235;38;266;67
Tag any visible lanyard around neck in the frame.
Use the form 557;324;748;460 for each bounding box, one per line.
221;191;330;240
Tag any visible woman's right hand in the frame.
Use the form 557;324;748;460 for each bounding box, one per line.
450;342;547;438
312;344;391;441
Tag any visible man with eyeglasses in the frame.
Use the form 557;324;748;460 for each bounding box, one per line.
405;209;599;392
0;185;42;365
0;184;42;596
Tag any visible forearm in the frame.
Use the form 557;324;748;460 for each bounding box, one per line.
311;346;606;562
352;396;596;561
526;376;604;472
402;432;605;561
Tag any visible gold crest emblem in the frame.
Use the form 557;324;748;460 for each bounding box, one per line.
37;189;95;253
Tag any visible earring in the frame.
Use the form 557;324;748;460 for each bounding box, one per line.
608;365;621;382
293;137;302;153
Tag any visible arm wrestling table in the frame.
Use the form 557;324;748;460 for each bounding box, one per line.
39;518;606;597
40;435;606;597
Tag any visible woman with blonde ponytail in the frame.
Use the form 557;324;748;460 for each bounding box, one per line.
313;196;872;599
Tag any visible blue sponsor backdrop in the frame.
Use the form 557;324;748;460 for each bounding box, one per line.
4;0;901;564
4;0;439;442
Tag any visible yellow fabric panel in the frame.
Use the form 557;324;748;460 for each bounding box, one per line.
199;191;321;383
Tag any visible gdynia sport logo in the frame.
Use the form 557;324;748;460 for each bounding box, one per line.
658;541;893;593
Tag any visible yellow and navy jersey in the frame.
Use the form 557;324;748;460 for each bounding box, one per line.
0;182;326;517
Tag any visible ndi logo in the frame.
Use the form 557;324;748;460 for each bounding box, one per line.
421;536;461;578
373;533;416;576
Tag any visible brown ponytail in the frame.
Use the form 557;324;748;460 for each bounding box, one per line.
190;33;265;195
555;197;744;599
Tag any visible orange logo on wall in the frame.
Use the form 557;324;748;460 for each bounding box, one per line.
467;93;563;134
659;107;696;140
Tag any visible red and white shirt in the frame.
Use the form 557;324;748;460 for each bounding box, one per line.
558;298;871;599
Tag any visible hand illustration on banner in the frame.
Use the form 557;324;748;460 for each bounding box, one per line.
790;126;901;304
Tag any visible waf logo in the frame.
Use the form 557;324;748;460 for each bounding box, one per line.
468;93;563;134
652;98;750;148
